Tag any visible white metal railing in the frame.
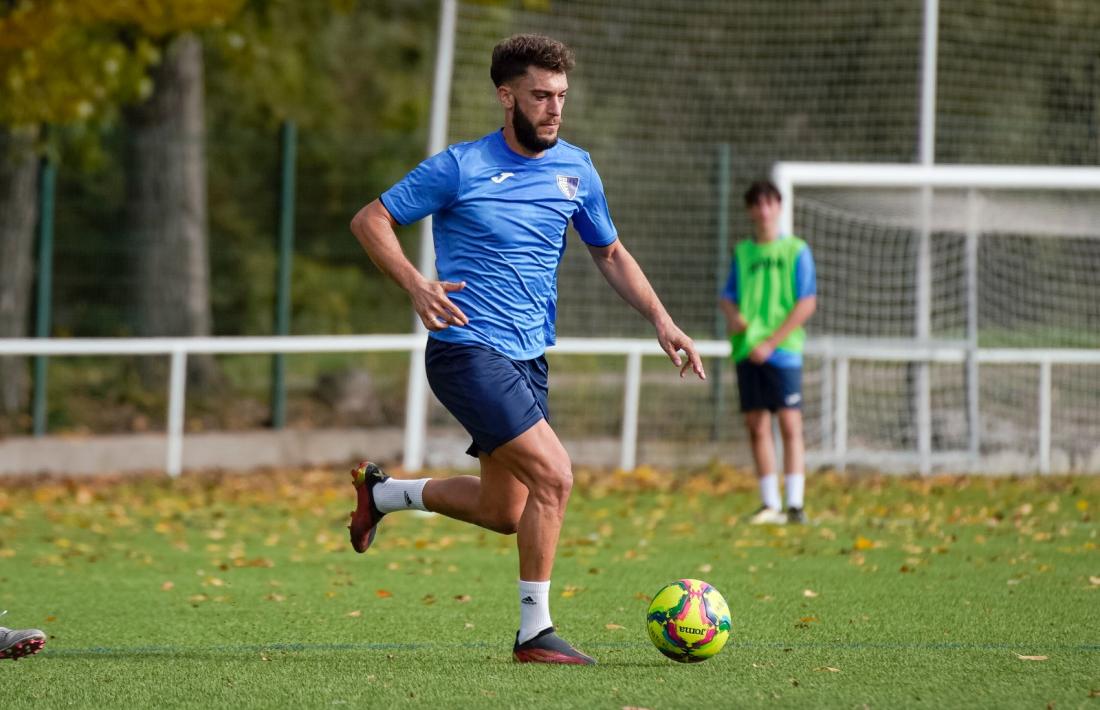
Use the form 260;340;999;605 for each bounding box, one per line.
1;335;1098;476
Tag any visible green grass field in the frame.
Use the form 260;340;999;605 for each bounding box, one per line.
1;467;1097;708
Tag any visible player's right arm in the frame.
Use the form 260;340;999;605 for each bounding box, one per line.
350;199;468;331
717;255;747;334
718;298;747;335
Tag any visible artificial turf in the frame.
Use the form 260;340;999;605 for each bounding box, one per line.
1;466;1097;708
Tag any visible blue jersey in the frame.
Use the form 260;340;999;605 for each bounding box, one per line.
381;130;618;360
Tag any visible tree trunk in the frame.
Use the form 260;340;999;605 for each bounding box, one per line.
124;33;219;386
0;125;40;415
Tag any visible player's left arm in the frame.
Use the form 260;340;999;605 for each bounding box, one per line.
587;240;705;380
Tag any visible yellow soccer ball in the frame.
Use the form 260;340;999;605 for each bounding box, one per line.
646;578;731;663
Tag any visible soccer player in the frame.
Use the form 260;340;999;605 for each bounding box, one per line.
719;180;817;525
0;611;46;660
347;34;704;665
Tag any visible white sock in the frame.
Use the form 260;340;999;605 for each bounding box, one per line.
517;579;553;644
759;473;781;510
373;478;429;514
785;473;805;509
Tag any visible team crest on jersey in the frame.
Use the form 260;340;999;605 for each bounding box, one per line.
556;175;579;200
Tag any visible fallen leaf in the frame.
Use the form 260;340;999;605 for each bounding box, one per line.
454;594;471;603
376;589;393;599
422;594;436;605
814;666;841;672
1015;654;1048;661
1088;576;1100;586
854;536;875;551
464;622;475;629
161;581;175;591
698;563;713;573
803;589;818;598
605;623;625;630
347;610;362;617
799;616;818;623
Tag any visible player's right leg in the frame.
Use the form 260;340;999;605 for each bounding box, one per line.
744;410;785;525
737;361;785;525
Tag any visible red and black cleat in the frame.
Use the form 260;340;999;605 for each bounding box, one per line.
0;628;46;660
512;627;596;665
348;461;388;553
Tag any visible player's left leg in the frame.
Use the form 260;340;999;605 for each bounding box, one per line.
485;419;594;665
776;364;807;523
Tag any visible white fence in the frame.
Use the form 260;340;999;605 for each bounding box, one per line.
2;335;1096;476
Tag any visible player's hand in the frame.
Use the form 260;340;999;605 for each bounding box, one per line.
411;280;469;331
749;340;775;364
656;320;706;380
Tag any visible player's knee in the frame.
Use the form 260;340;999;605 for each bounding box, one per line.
485;510;521;535
779;413;803;439
745;417;770;441
528;457;573;506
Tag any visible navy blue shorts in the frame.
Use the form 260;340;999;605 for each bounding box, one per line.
425;338;550;458
735;361;802;412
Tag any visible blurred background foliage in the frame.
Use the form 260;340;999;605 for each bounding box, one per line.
2;0;439;340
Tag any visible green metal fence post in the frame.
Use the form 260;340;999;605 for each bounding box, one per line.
32;137;56;437
270;120;297;429
711;143;731;442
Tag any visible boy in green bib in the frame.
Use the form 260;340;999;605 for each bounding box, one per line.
719;181;817;524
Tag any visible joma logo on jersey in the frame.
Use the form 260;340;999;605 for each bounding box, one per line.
749;257;785;274
556;175;579;199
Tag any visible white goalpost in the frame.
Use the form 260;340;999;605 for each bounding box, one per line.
773;161;1100;474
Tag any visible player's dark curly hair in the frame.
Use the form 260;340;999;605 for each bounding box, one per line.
743;180;782;206
490;34;575;87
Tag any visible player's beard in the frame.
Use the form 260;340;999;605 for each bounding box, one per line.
512;103;558;153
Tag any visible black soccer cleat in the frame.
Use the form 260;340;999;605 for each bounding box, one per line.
348;461;388;553
512;627;596;665
787;506;807;524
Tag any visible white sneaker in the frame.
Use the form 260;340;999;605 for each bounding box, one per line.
748;505;787;525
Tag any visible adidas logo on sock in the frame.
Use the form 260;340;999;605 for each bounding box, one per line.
520;595;537;605
404;491;412;507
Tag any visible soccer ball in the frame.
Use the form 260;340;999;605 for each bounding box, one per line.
646;578;731;663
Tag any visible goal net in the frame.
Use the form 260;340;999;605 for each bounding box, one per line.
778;163;1100;473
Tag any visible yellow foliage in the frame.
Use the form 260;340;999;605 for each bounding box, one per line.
0;0;246;126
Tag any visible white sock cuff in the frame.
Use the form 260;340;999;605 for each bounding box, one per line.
375;478;430;513
519;579;551;595
517;579;553;644
784;472;805;508
760;473;781;510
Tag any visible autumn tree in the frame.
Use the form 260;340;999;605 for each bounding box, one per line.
0;2;154;412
